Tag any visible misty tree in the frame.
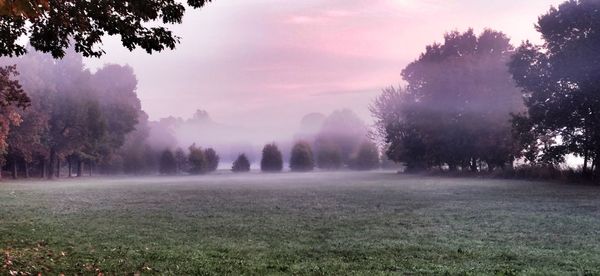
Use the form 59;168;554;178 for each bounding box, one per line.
373;29;523;172
174;148;187;173
316;142;342;170
315;109;368;166
350;141;380;171
261;143;283;172
289;141;314;172
509;0;600;174
0;65;29;178
188;144;207;174
159;149;177;175
232;153;251;173
204;148;219;172
0;0;214;58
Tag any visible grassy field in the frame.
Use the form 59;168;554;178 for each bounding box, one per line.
1;171;600;275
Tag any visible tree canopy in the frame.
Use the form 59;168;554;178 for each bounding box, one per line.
509;0;600;173
0;0;213;58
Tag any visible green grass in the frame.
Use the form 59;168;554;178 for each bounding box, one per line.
1;171;600;275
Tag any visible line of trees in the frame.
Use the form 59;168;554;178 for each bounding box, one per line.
372;0;600;177
159;144;220;175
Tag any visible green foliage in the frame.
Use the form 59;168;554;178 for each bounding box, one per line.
204;148;219;172
158;149;177;175
260;143;283;172
0;0;214;58
188;144;207;174
232;153;251;172
289;141;314;172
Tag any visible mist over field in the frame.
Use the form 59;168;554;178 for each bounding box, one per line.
1;0;600;274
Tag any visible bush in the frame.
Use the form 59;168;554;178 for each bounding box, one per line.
188;144;207;174
350;141;380;170
261;143;283;172
159;149;177;175
290;141;314;172
204;148;219;172
232;153;251;172
316;143;342;170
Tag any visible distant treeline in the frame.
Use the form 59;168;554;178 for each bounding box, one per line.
372;0;600;178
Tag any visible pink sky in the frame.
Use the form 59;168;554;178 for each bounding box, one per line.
85;0;564;135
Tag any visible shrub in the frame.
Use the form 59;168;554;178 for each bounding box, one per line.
316;143;342;170
204;148;220;172
290;141;314;172
350;141;380;170
232;153;251;172
261;143;283;172
188;144;207;174
159;149;177;175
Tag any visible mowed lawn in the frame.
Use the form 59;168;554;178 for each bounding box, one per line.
1;172;600;275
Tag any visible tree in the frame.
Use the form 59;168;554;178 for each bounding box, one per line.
0;0;214;58
509;0;600;175
232;153;251;173
373;29;523;172
289;141;314;172
261;143;283;172
0;65;29;178
350;141;380;171
159;149;177;175
204;148;219;172
188;144;207;174
315;109;368;166
174;148;187;173
316;142;342;170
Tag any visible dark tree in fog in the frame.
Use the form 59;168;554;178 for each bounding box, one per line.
289;141;314;172
159;149;177;175
0;0;214;58
509;0;600;174
350;141;380;171
204;148;219;172
315;109;368;166
261;143;283;172
232;153;251;173
188;144;207;174
316;142;343;170
174;148;188;173
373;29;523;172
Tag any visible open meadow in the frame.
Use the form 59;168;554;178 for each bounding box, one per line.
1;171;600;275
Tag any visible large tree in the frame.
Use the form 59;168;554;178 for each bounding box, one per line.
374;29;523;172
509;0;600;173
0;0;213;58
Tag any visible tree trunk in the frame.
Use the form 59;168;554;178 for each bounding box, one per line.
89;161;93;176
24;162;29;178
56;158;61;178
77;160;83;177
47;150;55;179
11;161;17;179
41;160;46;179
68;159;72;177
583;150;589;174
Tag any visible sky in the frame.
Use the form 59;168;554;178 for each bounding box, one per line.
84;0;565;134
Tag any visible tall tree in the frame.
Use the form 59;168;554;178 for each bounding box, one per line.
289;141;314;172
509;0;600;174
0;0;214;58
261;143;283;172
374;29;523;172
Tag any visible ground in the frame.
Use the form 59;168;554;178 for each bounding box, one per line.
1;171;599;275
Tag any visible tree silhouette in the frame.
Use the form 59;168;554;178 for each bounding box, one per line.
159;149;177;175
0;0;213;58
509;0;600;174
232;153;251;173
261;143;283;172
204;147;219;172
289;141;314;172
